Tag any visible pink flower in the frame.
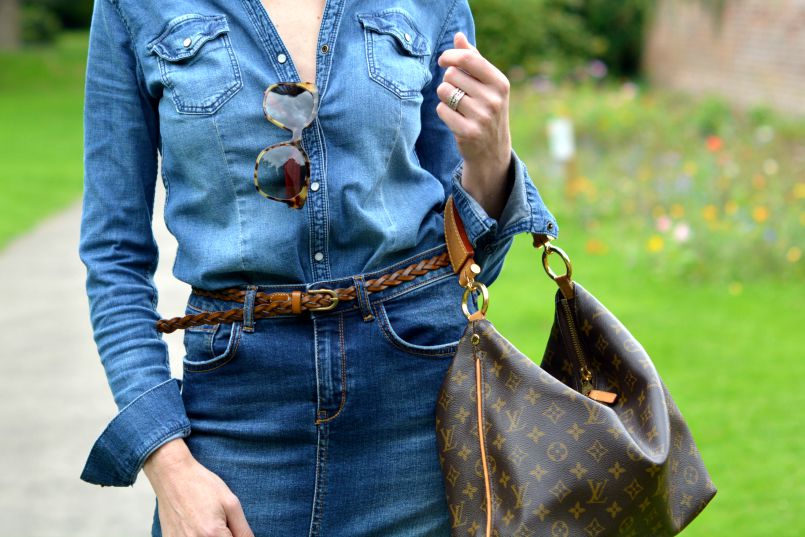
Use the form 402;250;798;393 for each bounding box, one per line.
656;215;672;232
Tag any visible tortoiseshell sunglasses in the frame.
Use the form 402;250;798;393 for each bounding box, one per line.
254;81;319;209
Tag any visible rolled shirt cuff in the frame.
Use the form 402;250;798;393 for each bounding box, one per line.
80;377;191;487
449;147;559;285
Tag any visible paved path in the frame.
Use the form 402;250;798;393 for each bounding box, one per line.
0;180;189;536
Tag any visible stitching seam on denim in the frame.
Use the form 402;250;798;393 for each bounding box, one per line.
315;313;348;424
183;323;243;373
308;423;328;537
375;302;458;357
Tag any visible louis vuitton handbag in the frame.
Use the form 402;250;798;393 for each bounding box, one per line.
436;196;717;537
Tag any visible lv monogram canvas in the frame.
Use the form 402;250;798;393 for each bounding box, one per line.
435;281;717;537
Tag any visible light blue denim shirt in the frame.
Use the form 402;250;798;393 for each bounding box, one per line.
78;0;559;487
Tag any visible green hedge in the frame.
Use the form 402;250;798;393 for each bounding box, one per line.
468;0;653;79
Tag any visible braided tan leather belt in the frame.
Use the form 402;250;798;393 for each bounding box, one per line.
155;195;553;335
155;251;452;334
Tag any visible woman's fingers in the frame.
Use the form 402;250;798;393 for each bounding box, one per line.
223;494;255;537
437;48;505;90
443;65;487;104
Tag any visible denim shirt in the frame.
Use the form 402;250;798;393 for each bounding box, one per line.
78;0;558;487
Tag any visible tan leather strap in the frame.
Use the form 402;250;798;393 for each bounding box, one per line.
443;194;553;286
290;290;302;314
444;196;477;287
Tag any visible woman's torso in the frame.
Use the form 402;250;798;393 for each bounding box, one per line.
101;0;464;288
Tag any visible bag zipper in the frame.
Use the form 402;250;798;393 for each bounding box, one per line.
560;299;617;404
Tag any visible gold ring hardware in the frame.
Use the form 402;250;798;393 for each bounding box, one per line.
461;280;489;319
308;288;339;311
542;242;573;282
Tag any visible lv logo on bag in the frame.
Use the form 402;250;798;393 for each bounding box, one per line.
436;196;716;537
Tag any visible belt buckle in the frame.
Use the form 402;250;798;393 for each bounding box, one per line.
308;288;339;311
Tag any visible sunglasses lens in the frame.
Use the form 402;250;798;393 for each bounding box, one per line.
264;83;317;133
255;144;309;200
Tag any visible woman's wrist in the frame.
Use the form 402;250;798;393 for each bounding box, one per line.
142;437;193;482
460;151;514;221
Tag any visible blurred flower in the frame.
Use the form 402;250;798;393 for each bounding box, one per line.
706;135;723;152
724;200;739;215
656;215;672;232
752;206;769;223
588;60;608;79
752;174;766;189
762;159;779;175
647;235;664;252
787;247;802;263
585;238;609;255
670;204;685;218
793;182;805;199
673;222;691;242
754;125;775;145
702;204;718;221
762;228;776;243
728;281;743;296
530;75;554;93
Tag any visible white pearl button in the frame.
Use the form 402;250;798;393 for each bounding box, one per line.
277;53;287;63
183;37;192;48
310;181;320;192
404;33;411;42
314;252;324;261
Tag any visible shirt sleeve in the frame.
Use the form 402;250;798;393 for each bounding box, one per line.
77;0;191;487
414;0;559;287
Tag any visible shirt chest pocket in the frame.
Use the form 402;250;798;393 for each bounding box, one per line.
356;10;432;99
147;14;243;115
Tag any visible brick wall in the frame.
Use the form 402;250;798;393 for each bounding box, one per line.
644;0;805;115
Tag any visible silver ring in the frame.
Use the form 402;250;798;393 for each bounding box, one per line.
447;87;466;111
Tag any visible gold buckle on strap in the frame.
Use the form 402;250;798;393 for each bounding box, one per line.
308;288;339;311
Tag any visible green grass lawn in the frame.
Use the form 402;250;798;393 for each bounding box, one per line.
0;30;87;249
1;29;802;536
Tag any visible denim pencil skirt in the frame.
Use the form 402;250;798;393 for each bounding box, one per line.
151;243;471;536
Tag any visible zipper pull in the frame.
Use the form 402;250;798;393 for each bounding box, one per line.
580;367;618;404
580;367;594;396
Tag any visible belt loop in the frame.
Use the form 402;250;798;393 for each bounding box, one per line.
243;285;258;332
352;274;374;322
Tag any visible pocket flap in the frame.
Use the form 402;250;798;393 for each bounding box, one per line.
147;14;230;62
357;10;430;56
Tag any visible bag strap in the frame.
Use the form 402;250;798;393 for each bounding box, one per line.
443;194;553;286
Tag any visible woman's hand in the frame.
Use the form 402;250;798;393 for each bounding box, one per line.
143;438;255;537
435;31;514;221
